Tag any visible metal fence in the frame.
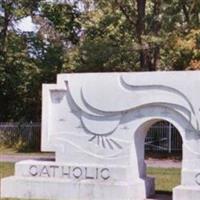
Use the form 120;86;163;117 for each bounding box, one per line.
0;121;182;153
0;122;41;152
145;121;182;153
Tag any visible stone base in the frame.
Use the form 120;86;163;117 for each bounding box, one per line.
1;176;154;200
173;185;200;200
1;160;154;200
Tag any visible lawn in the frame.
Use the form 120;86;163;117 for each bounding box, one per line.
0;162;14;180
0;162;181;199
0;146;17;155
147;167;181;192
0;162;15;200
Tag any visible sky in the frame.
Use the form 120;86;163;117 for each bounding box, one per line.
11;0;72;32
15;17;39;32
1;1;75;33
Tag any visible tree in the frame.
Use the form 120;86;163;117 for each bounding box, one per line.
0;0;82;121
0;0;199;121
0;0;40;121
70;0;200;71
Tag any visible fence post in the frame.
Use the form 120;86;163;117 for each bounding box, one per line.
168;123;172;153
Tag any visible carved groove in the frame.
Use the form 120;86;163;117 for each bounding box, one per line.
120;75;199;130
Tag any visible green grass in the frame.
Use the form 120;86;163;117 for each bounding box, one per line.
0;162;180;199
0;162;35;200
0;162;15;200
0;146;17;154
147;167;181;192
0;162;14;180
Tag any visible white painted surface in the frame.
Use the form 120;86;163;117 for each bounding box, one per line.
1;71;200;199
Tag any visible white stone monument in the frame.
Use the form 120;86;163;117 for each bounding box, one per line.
1;71;200;200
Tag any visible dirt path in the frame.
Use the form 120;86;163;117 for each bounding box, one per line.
146;158;181;168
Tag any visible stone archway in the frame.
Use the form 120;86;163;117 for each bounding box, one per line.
1;72;200;200
132;105;200;200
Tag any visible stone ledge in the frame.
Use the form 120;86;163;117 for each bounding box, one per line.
1;176;154;200
173;185;200;200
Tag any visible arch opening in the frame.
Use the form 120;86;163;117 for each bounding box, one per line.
134;119;183;199
145;120;182;160
146;121;182;197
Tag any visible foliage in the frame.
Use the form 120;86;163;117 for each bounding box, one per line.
0;0;81;121
0;0;199;121
70;0;200;71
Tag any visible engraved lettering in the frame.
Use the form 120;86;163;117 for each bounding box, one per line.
85;167;94;179
96;168;99;179
195;173;200;185
62;166;71;178
28;165;111;180
73;167;82;179
101;168;110;180
29;165;38;176
50;165;59;177
40;166;50;177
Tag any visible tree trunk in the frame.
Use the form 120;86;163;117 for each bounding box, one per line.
152;0;161;71
136;0;153;71
0;1;12;58
152;46;160;71
136;0;146;42
181;0;190;25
